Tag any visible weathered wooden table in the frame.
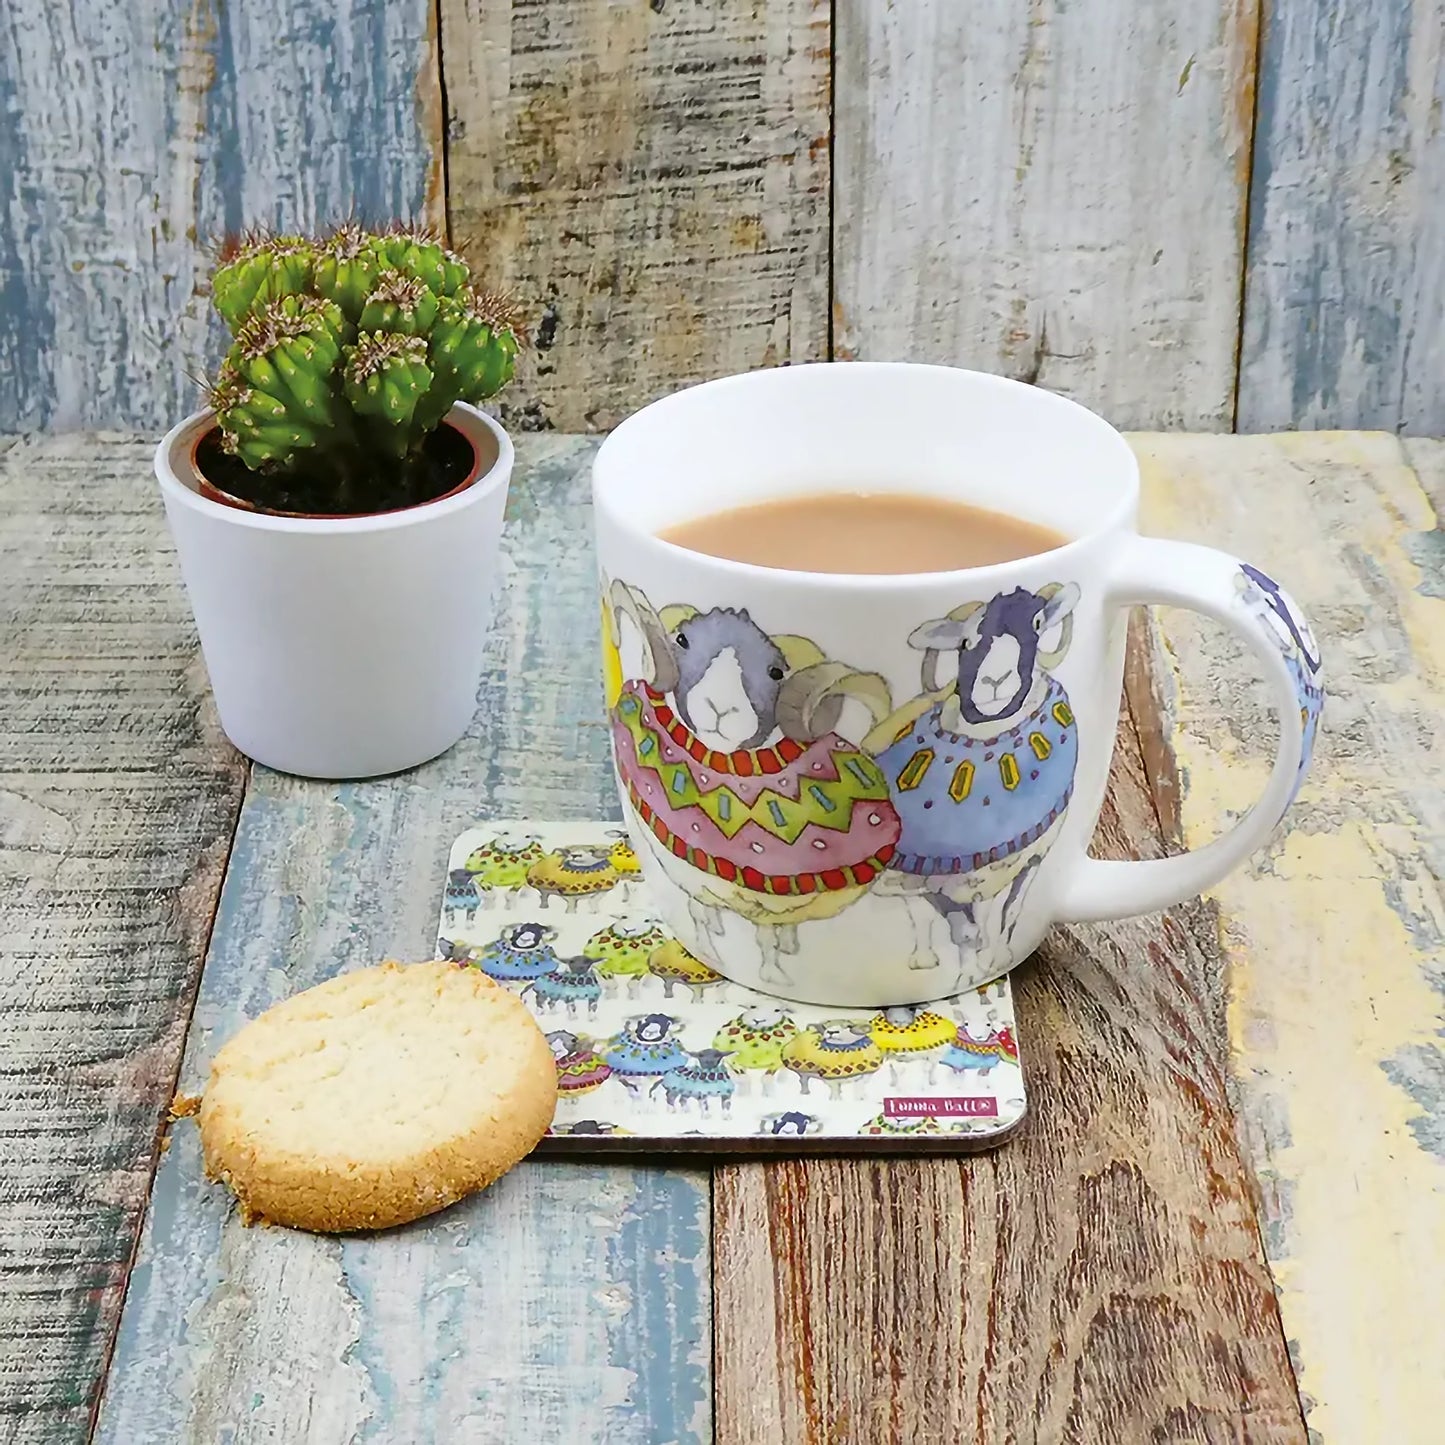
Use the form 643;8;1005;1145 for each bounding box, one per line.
2;431;1441;1444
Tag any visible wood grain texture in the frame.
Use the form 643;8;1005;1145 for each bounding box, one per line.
0;0;444;434
439;0;831;433
1134;432;1445;1442
714;638;1306;1445
1239;2;1445;432
832;0;1259;430
95;437;713;1445
0;437;247;1443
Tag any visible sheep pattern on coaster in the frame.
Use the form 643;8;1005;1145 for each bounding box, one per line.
436;822;1025;1151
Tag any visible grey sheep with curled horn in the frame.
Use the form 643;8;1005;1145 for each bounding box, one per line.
604;577;897;987
606;578;892;751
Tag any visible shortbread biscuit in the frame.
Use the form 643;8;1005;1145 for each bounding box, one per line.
199;960;557;1232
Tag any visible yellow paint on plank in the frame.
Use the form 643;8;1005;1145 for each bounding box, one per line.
1130;431;1445;1444
1215;825;1444;1442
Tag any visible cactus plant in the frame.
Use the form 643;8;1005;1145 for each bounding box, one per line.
199;223;521;515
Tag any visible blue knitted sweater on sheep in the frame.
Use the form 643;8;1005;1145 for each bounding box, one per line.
875;678;1079;875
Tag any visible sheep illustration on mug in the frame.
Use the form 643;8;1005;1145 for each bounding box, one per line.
606;579;901;985
865;583;1081;982
1236;562;1323;793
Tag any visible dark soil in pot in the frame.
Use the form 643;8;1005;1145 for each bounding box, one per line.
193;420;478;518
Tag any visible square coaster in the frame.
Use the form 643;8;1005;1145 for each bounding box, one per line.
437;822;1026;1153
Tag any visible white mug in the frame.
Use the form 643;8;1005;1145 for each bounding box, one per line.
593;364;1322;1007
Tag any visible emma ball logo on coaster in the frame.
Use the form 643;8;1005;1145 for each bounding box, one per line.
885;1096;999;1118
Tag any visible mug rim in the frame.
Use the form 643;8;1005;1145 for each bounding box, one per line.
594;362;1140;589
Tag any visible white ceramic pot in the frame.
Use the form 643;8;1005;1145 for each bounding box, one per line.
155;402;513;779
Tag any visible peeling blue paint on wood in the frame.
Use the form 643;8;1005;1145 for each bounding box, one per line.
1383;1030;1445;1162
0;0;441;434
1240;0;1445;432
95;437;712;1444
1379;877;1445;1164
0;72;56;436
605;1170;711;1443
1405;528;1445;597
331;1166;710;1444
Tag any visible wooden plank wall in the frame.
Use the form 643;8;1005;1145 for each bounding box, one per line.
4;0;1444;436
439;0;832;433
832;0;1259;430
1239;2;1445;430
0;0;443;434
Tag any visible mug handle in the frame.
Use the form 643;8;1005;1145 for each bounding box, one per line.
1055;536;1323;923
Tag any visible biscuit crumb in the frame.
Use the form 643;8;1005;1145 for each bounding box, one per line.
169;1092;202;1120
